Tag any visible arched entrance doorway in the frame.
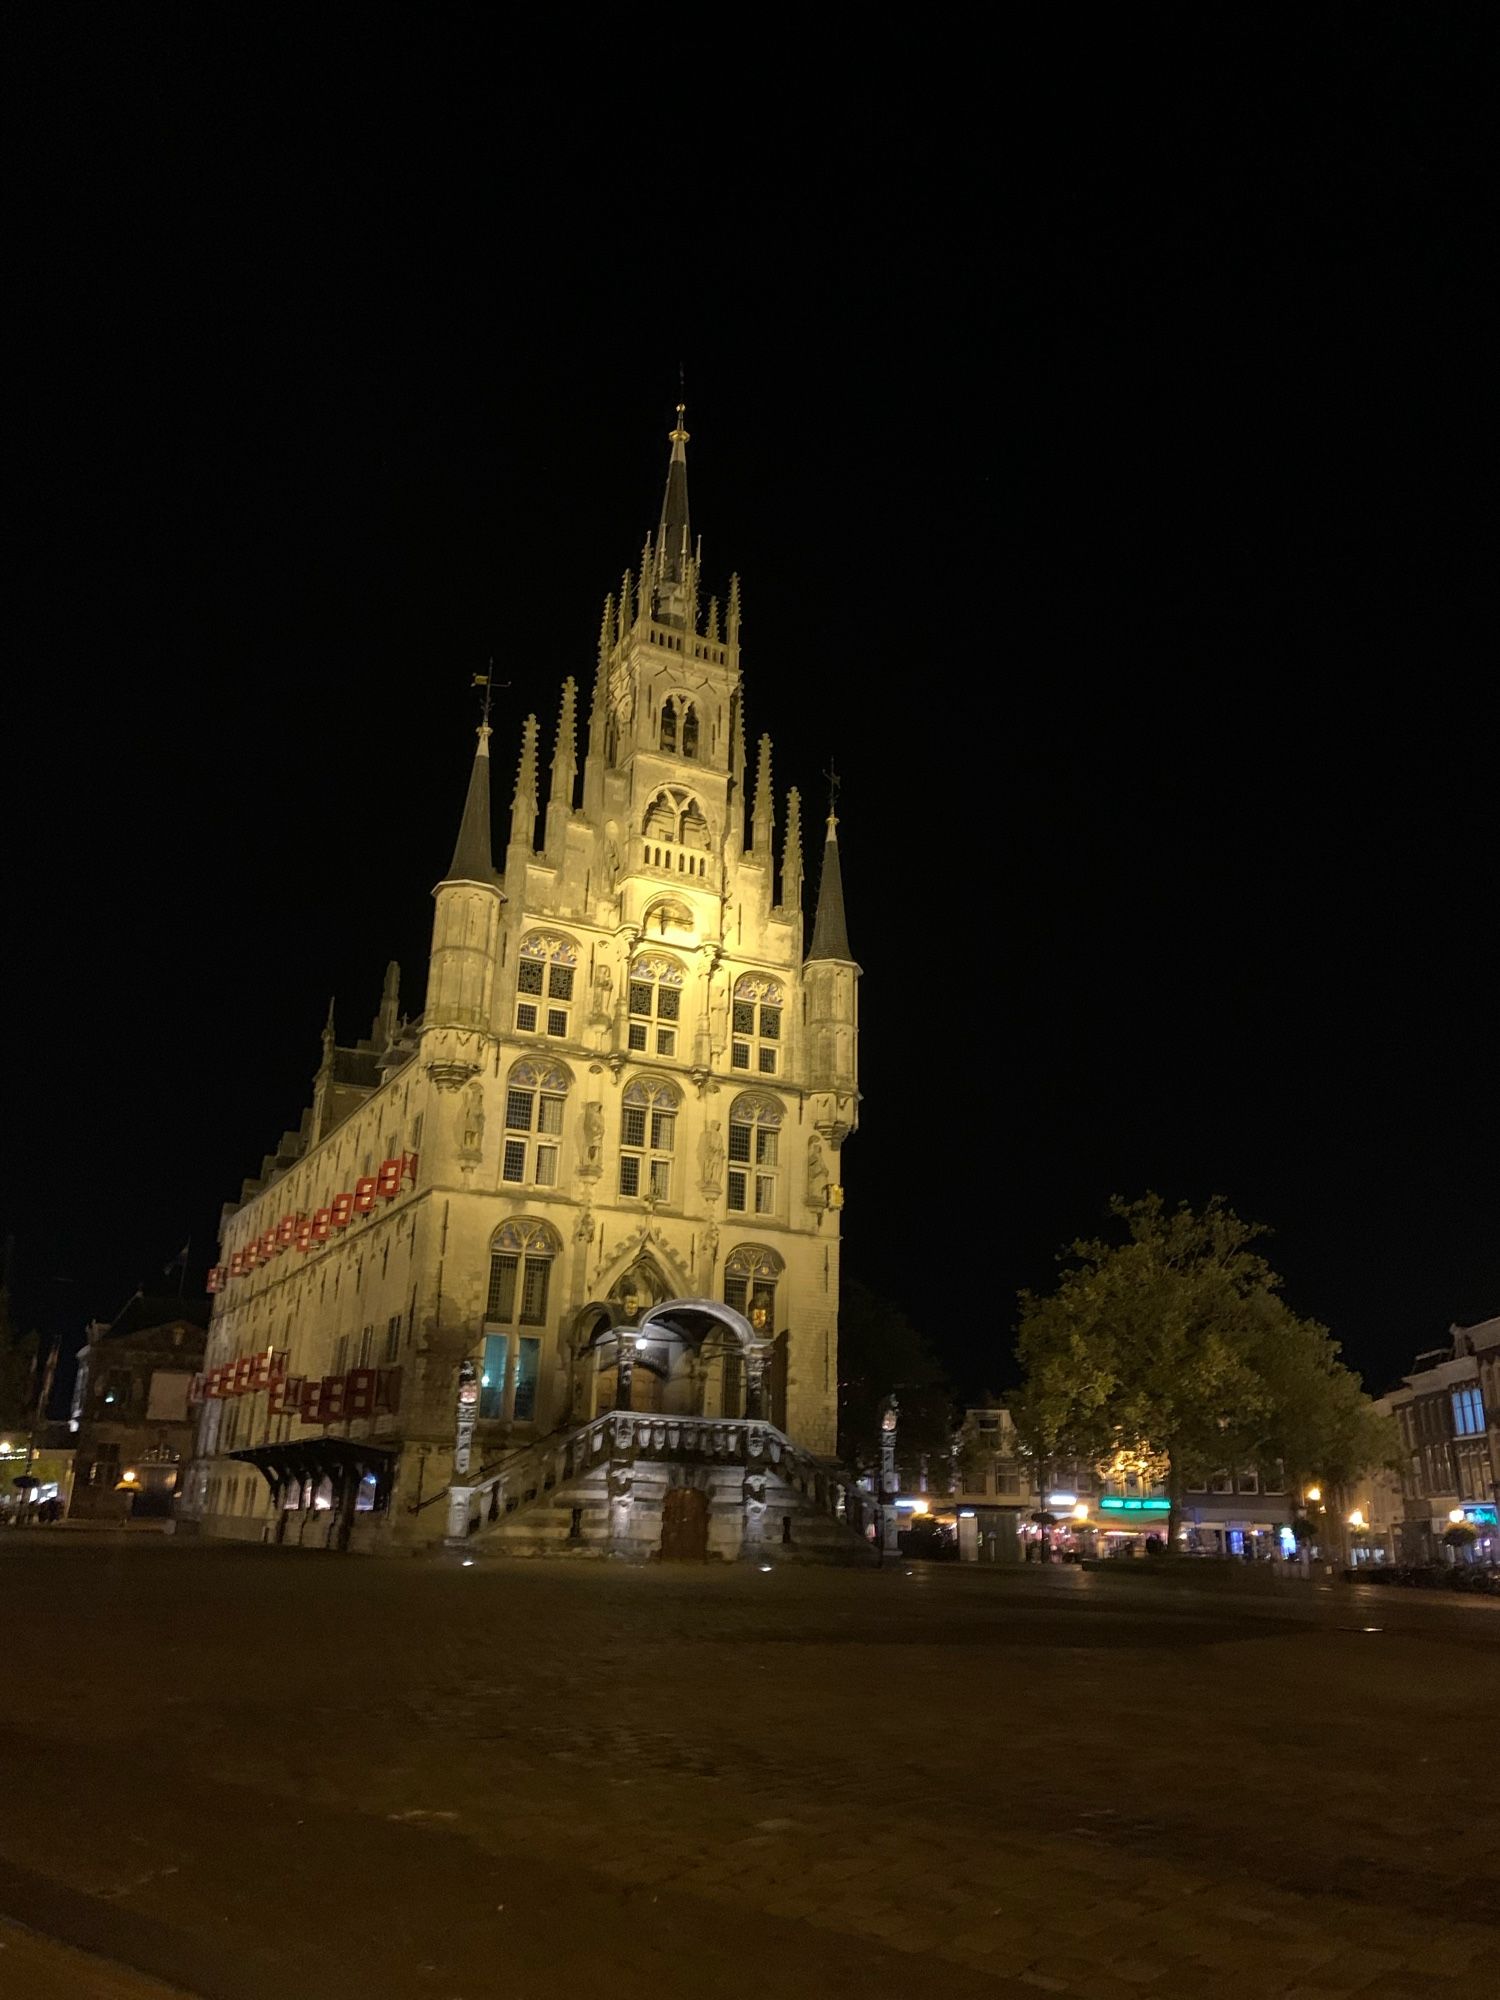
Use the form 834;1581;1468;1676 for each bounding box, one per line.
571;1293;770;1422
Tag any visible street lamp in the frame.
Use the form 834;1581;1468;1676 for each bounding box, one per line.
1448;1507;1466;1525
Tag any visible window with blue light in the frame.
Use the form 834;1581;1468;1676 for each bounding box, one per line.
480;1334;509;1420
1452;1386;1485;1437
513;1338;541;1423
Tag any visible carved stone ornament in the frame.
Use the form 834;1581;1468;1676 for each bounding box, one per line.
427;1059;483;1093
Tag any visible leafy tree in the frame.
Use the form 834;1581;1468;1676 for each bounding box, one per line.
0;1281;40;1434
838;1279;955;1485
1013;1194;1392;1550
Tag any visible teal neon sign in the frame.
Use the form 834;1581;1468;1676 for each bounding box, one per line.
1099;1497;1169;1514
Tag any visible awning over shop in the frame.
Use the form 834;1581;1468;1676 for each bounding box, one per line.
229;1437;397;1516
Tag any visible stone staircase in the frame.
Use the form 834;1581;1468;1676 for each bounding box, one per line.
448;1412;879;1563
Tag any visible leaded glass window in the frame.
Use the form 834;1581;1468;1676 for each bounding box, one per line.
501;1060;569;1184
627;954;685;1057
724;1243;784;1334
726;1094;783;1215
482;1221;559;1421
730;974;783;1075
516;934;577;1038
619;1077;681;1202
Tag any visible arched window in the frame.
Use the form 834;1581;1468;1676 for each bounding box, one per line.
731;974;783;1075
660;695;699;758
482;1219;560;1421
727;1093;782;1215
724;1244;784;1333
619;1077;681;1201
502;1060;569;1186
516;933;577;1039
628;954;685;1056
640;788;711;876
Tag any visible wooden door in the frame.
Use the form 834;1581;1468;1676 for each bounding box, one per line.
659;1485;710;1561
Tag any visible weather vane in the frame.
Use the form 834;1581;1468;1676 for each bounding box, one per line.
470;659;510;730
823;761;842;823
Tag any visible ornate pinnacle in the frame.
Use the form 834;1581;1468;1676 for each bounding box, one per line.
550;677;577;804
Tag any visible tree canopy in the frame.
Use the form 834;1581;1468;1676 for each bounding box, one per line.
838;1279;955;1484
1012;1194;1397;1545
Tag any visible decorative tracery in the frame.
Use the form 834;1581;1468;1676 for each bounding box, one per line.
732;974;783;1075
516;933;578;1038
629;954;685;1057
726;1092;782;1217
502;1061;569;1185
620;1076;682;1201
724;1243;784;1332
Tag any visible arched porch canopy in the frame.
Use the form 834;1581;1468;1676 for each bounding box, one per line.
572;1296;763;1355
638;1297;763;1354
573;1297;770;1421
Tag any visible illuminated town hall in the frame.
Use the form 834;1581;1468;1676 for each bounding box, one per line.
185;411;865;1556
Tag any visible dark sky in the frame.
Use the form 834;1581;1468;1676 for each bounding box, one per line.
5;11;1495;1404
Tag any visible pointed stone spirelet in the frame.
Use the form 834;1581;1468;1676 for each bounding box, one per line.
549;677;577;809
727;571;742;644
619;569;634;638
752;732;774;860
707;595;720;643
807;804;852;961
781;787;803;913
510;713;539;849
444;722;497;884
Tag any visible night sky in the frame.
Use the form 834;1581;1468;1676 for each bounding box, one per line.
6;12;1495;1406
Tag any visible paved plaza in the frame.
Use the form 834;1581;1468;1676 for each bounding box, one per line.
0;1536;1495;1999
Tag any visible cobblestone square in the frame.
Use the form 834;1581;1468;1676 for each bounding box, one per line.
1;1539;1495;1998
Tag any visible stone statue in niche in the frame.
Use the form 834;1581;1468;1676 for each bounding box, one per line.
581;1100;605;1174
698;1119;725;1189
698;1219;719;1277
460;1080;485;1155
601;832;621;890
591;962;613;1022
805;1133;830;1207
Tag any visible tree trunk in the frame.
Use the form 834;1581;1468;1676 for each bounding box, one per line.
1167;1456;1183;1554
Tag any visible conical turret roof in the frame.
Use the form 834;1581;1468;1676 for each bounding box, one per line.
807;813;852;961
443;727;499;885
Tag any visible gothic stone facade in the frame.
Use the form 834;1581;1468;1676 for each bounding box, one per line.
185;412;860;1551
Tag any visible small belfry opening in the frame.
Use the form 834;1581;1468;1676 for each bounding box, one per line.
660;694;701;758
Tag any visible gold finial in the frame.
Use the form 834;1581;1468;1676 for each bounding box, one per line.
669;400;689;445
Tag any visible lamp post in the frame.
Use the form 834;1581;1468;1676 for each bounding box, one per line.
879;1396;900;1559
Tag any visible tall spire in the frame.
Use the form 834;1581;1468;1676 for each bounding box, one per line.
444;722;497;883
509;714;539;853
780;787;803;916
656;402;692;597
751;732;774;861
807;801;852;961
